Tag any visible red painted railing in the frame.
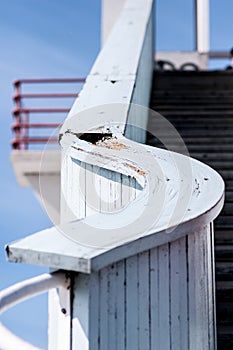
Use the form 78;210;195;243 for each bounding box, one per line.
12;78;85;149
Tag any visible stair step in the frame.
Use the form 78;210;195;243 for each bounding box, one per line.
146;140;233;153
149;116;233;122
215;230;233;245
153;105;233;111
217;324;233;333
215;245;233;261
216;302;233;322
215;217;233;226
217;336;233;350
188;153;233;160
146;129;233;137
155;110;233;116
154;91;233;98
216;262;233;280
153;97;233;102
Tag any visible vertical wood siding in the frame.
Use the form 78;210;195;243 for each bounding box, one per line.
89;226;216;350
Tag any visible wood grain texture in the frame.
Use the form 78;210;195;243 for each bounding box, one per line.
88;228;216;350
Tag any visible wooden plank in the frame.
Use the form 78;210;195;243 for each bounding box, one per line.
89;272;100;350
188;229;213;350
48;289;71;350
170;237;188;350
108;264;117;350
99;267;108;350
72;273;89;350
188;232;198;350
209;225;217;350
200;228;210;350
85;164;102;216
138;252;150;350
115;260;126;350
150;247;159;349
126;255;138;349
99;168;111;213
158;244;170;349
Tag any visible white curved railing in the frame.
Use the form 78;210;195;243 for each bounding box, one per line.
0;272;67;350
0;323;41;350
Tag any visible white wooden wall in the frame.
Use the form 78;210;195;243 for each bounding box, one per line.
88;224;216;350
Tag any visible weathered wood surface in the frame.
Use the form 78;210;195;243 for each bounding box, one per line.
6;137;224;272
88;227;215;350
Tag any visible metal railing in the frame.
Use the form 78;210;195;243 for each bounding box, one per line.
12;78;85;150
0;271;68;350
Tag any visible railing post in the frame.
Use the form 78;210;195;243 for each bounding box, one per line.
11;78;85;149
22;111;29;150
13;80;22;150
195;0;210;53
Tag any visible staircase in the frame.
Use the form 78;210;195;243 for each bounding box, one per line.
147;70;233;349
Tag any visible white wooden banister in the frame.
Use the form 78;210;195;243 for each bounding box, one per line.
60;0;154;144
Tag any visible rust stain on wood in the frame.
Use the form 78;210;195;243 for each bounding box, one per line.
123;162;146;175
95;136;128;150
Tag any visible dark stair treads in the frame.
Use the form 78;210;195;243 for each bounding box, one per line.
147;70;233;350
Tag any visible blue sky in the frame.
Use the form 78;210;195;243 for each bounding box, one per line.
0;0;233;348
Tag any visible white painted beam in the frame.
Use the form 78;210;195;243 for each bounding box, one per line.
60;0;154;141
101;0;126;46
195;0;210;53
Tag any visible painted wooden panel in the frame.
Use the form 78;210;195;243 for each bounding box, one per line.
170;237;188;350
48;289;71;350
88;227;216;350
115;260;126;350
108;264;117;350
125;255;139;349
89;272;100;350
72;273;89;350
99;267;108;350
150;246;159;349
207;223;217;349
188;229;208;350
138;252;150;350
187;227;216;350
